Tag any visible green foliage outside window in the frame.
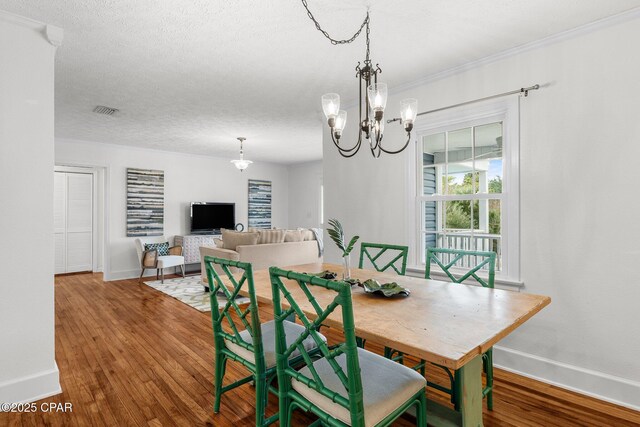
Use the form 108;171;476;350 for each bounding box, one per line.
444;174;501;235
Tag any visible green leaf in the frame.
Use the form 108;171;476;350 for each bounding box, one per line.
327;218;347;252
360;279;410;297
343;235;360;256
328;219;360;257
305;270;338;280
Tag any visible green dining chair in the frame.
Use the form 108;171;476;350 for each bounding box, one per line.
357;242;409;356
358;242;409;276
269;267;428;427
205;256;327;426
425;247;496;411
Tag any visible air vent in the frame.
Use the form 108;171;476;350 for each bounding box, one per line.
93;105;119;116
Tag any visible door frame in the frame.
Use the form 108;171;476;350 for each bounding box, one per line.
55;165;107;275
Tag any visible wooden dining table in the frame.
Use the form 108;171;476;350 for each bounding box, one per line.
243;262;551;427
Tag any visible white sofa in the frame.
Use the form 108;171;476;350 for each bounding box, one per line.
199;240;322;288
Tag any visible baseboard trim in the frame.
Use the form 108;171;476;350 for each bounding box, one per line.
0;363;61;404
108;269;147;281
494;345;640;411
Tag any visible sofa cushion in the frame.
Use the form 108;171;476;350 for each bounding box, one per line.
298;228;315;241
257;229;286;244
221;229;259;251
236;240;322;271
284;230;304;242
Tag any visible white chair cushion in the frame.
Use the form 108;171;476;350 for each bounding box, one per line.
224;320;326;369
156;255;185;268
292;347;426;427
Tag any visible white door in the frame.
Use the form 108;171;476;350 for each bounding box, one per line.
54;171;93;273
53;172;66;274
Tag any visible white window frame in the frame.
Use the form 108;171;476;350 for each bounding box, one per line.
405;97;520;283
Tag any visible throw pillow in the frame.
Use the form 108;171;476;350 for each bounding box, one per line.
298;228;315;241
284;230;304;242
258;229;286;244
213;238;224;248
144;242;169;256
221;229;259;251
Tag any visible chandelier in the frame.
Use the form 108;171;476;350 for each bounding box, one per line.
231;137;252;171
302;2;418;158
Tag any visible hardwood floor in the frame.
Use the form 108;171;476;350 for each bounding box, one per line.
2;273;638;426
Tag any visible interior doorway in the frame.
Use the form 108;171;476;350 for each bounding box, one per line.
54;165;105;274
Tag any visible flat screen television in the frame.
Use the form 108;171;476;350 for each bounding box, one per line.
190;202;235;234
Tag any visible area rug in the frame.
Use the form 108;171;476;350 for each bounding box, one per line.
143;275;249;312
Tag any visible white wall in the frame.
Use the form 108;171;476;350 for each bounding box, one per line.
323;11;640;409
288;160;323;229
55;139;290;280
0;12;61;402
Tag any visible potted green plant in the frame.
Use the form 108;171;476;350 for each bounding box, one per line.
327;219;359;280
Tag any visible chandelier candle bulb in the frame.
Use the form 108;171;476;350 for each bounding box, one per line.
400;98;418;131
367;83;388;114
322;93;340;122
334;110;347;138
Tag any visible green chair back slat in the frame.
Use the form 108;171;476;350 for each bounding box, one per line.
205;256;267;372
205;256;278;426
359;242;409;276
425;247;496;288
269;267;366;425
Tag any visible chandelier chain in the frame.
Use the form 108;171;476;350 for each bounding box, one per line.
365;15;370;61
301;0;369;46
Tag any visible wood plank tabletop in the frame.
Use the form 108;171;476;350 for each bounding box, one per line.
245;262;551;370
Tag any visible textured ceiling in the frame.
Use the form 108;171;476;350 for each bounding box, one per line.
1;0;639;164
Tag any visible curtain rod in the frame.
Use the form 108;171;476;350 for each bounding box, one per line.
387;84;540;124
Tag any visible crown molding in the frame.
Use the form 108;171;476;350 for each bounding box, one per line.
342;5;640;109
390;6;640;96
0;9;44;30
0;10;63;47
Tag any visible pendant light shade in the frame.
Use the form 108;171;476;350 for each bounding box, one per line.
400;98;418;131
367;83;388;113
321;93;340;120
231;137;253;172
231;158;253;171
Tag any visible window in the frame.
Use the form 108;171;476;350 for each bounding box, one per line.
411;100;520;281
